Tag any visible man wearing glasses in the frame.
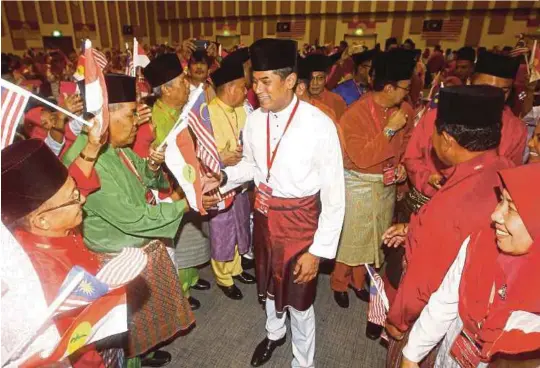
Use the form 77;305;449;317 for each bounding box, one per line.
330;49;415;339
333;48;377;106
2;123;107;366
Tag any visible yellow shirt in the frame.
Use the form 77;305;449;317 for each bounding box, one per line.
208;97;247;153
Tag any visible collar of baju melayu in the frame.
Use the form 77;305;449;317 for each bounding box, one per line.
441;149;500;189
215;97;236;113
155;98;181;121
14;228;81;249
268;94;298;119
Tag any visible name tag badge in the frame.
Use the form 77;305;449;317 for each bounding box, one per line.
449;330;482;368
383;163;397;186
254;182;273;216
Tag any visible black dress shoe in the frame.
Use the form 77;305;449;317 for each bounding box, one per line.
366;322;383;340
233;271;257;284
141;350;172;367
333;291;349;308
241;256;255;270
218;284;243;300
350;286;370;303
250;336;286;367
188;296;201;310
191;279;211;291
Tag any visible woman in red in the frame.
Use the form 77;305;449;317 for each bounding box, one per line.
401;163;540;367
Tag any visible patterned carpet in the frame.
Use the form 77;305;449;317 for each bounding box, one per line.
163;263;387;368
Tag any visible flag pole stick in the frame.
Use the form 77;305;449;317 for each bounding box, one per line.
3;271;85;365
1;79;92;128
364;264;389;311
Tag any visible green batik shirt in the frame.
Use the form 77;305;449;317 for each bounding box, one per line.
152;99;181;146
63;134;187;253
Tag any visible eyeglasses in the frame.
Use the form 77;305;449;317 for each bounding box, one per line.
395;84;411;92
37;188;81;215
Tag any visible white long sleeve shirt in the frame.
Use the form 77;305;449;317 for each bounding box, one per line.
223;95;345;260
402;236;471;365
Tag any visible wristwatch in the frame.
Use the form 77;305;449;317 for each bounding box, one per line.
383;127;397;138
220;170;228;187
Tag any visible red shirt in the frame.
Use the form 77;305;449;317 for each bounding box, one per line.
404;106;527;197
387;150;514;331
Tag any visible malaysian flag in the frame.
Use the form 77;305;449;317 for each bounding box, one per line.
422;19;463;40
365;265;389;328
276;19;306;39
187;91;221;174
55;247;147;315
1;81;30;149
92;48;108;70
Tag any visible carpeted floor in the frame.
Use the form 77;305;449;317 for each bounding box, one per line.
163;264;387;368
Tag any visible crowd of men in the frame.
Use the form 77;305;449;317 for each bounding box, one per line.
1;32;540;368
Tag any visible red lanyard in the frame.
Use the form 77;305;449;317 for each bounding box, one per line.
368;94;388;132
266;99;300;182
118;149;157;205
216;102;240;140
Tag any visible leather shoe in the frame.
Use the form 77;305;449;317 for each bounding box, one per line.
333;291;349;308
366;322;383;340
242;256;255;270
218;284;243;300
233;271;256;284
250;336;286;367
188;296;201;311
191;279;211;291
350;286;370;303
141;350;172;367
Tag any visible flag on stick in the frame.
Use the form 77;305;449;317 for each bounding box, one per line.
133;38;150;68
1;83;30;149
365;265;389;328
84;39;109;136
529;40;540;83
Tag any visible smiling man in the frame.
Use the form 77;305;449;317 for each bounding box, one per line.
210;38;345;368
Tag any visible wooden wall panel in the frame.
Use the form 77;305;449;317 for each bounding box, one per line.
107;2;120;46
55;1;69;24
4;2;25;50
251;1;263;17
358;2;371;13
241;19;250;36
391;15;406;41
267;19;276;35
341;1;354;13
213;2;224;18
156;2;166;21
225;1;235;16
22;1;39;23
280;1;292;15
494;1;512;9
324;16;337;44
310;2;322;14
156;2;168;37
167;2;177;19
191;2;200;18
192;20;202;38
117;2;128;28
126;1;137;26
489;8;509;34
83;1;95;24
375;1;389;22
39;1;54;24
326;2;338;13
465;15;484;46
265;1;277;16
472;1;490;10
309;15;321;43
204;21;213;36
432;1;447;12
295;1;306;14
410;1;427;34
171;20;180;43
514;1;533;20
69;1;83;25
394;2;408;12
253;19;263;41
451;1;468;10
182;22;191;40
95;1;109;47
146;1;156;44
238;1;249;17
202;1;211;18
137;2;147;36
178;2;188;19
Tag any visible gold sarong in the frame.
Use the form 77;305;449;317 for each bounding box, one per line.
336;170;396;268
